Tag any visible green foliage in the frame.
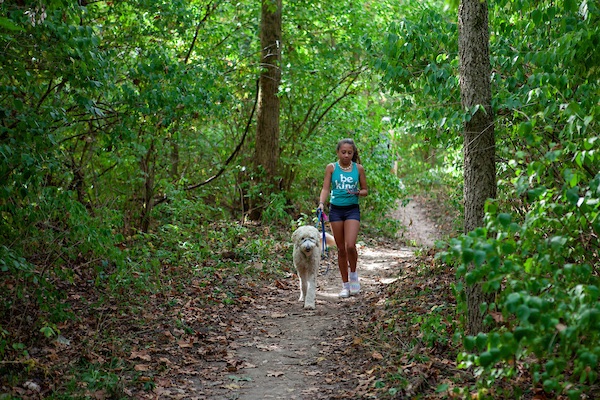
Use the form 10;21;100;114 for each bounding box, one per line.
366;0;461;150
370;0;599;395
441;171;600;395
55;358;126;399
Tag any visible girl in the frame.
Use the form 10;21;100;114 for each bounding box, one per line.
317;138;368;298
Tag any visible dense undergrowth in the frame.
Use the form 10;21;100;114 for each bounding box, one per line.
0;176;404;398
371;143;600;399
0;217;289;398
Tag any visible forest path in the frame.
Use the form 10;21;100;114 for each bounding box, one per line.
197;198;441;399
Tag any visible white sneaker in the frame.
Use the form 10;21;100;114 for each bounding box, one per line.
338;287;350;298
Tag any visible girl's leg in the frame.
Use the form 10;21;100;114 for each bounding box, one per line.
344;219;360;273
330;221;349;283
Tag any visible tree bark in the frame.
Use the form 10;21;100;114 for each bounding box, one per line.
459;0;497;335
251;0;282;220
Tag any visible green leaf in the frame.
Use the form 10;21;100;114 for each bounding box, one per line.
500;240;516;255
548;236;568;251
519;121;533;136
0;17;23;32
479;351;494;367
505;292;522;313
475;333;488;349
462;248;474;264
566;187;580;205
544;149;562;161
526;296;543;310
464;336;476;351
435;383;449;393
474;250;486;267
497;213;511;227
531;9;542;26
543;379;558;392
579;351;598;367
528;309;540;323
516;304;530;322
513;326;534;341
527;186;546;200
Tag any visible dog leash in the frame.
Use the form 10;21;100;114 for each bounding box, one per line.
316;209;330;275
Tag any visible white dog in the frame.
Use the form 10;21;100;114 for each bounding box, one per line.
292;226;336;309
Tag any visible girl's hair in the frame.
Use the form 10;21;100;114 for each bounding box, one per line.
336;138;361;164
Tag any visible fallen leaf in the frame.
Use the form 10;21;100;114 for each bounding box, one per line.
490;311;504;323
177;339;194;348
134;364;151;372
130;350;151;361
222;383;240;390
372;351;384;360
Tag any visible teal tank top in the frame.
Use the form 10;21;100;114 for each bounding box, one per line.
330;162;360;206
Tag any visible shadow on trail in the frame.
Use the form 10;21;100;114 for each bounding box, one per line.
195;198;440;400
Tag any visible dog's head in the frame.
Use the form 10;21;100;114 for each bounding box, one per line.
292;225;320;256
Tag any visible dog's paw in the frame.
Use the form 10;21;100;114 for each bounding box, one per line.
298;295;305;302
304;302;316;310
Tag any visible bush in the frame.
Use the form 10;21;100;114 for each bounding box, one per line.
441;173;600;397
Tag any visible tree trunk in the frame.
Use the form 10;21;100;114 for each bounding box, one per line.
251;0;282;220
459;0;497;335
140;140;156;233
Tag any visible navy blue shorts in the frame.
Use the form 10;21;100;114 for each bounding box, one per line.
329;204;360;222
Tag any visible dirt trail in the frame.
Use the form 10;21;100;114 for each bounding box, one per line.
197;198;440;399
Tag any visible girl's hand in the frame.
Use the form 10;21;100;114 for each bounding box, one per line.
317;202;325;212
346;189;359;195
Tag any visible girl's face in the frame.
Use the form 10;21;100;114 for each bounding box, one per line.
337;143;354;165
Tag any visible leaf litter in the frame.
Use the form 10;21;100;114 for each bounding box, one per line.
2;197;478;399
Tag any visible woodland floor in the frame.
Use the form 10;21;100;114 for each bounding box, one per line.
5;196;466;399
136;196;458;400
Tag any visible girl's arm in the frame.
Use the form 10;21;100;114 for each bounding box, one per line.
357;164;368;197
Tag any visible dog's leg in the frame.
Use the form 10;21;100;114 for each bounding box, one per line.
298;273;305;302
299;269;309;303
304;270;316;309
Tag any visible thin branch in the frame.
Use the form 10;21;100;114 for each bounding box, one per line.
183;0;220;64
307;66;366;138
36;77;66;111
153;79;260;207
184;79;259;191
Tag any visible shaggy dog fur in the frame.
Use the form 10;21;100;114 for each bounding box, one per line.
292;225;323;309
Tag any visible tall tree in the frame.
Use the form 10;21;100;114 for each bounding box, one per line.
252;0;282;220
458;0;496;334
